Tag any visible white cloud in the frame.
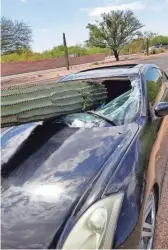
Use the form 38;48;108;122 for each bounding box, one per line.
165;0;168;4
20;0;27;3
83;1;144;17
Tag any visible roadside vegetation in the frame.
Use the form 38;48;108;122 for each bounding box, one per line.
1;14;168;63
149;47;166;55
1;46;111;62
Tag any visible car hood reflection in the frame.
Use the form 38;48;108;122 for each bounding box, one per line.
1;122;138;249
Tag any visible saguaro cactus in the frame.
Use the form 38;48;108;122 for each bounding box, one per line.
1;80;107;127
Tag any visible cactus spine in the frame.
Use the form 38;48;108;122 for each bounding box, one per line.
1;81;107;127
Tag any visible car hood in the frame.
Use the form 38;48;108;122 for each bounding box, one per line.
1;122;138;249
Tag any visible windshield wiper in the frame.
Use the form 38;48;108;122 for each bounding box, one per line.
86;111;116;126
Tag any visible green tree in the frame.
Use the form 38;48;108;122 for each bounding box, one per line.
138;31;157;40
68;44;86;56
152;35;168;46
137;31;157;48
86;10;143;61
1;17;32;54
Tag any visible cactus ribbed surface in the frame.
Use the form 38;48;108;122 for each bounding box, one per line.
1;81;107;127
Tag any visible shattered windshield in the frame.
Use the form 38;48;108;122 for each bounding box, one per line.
97;78;140;124
62;77;141;128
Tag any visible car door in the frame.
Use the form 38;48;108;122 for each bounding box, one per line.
145;67;168;190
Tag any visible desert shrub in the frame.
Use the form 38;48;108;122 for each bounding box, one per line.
1;51;45;62
1;53;22;62
1;45;111;62
158;48;166;53
121;39;144;54
150;48;159;54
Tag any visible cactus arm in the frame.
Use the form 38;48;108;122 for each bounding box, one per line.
1;81;107;127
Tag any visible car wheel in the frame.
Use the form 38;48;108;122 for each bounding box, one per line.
140;190;156;249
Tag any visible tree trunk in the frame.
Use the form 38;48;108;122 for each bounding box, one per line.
113;50;119;61
146;38;149;56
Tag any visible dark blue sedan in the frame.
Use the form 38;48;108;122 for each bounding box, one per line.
1;64;168;249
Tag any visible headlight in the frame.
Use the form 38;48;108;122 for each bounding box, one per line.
62;193;124;249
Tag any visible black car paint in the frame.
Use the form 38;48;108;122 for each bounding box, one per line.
107;116;162;248
58;65;164;249
1;64;166;249
1;120;138;249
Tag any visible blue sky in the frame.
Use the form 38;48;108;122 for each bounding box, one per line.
2;0;168;52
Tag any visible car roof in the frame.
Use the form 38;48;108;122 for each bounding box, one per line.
61;63;159;82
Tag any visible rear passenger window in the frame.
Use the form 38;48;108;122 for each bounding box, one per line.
146;68;163;106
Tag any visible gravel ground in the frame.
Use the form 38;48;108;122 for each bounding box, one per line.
153;164;168;249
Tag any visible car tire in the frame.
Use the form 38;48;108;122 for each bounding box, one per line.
140;189;156;249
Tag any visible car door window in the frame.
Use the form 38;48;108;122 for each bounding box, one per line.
161;71;168;102
146;68;165;107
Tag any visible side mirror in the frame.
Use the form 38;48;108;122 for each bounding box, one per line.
155;102;168;117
